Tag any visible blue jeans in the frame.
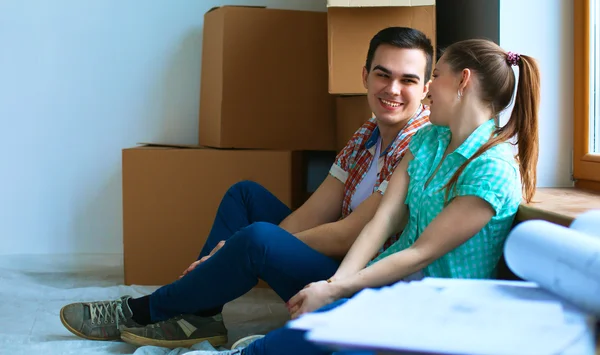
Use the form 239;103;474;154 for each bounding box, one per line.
245;299;375;355
149;181;340;322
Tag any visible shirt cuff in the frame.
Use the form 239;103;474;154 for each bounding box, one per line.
456;185;502;215
376;180;388;195
329;163;348;184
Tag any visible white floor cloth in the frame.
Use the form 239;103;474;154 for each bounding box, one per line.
0;254;288;355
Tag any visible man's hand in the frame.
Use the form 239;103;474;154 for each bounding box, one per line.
178;240;226;279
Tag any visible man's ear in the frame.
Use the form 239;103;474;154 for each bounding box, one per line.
422;80;431;100
362;66;368;89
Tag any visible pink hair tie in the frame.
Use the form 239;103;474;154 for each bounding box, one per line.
506;51;521;66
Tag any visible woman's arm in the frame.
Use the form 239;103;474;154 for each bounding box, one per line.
332;150;414;280
331;195;495;298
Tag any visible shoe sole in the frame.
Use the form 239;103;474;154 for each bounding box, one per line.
121;330;228;349
231;334;265;349
59;305;121;341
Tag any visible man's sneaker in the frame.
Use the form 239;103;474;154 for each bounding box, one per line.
231;334;265;350
120;313;228;349
60;295;142;340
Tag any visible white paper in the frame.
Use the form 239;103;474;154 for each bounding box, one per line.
303;279;593;355
570;210;600;238
288;283;441;331
504;218;600;316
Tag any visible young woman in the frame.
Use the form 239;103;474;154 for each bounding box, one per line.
222;38;541;355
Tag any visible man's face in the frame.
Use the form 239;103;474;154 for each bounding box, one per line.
362;45;429;127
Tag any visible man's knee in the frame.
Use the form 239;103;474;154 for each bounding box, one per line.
238;221;280;247
229;180;264;196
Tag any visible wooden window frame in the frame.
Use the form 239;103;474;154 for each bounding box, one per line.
573;0;600;191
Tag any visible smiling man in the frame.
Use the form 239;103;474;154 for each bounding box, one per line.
58;27;434;352
361;28;432;153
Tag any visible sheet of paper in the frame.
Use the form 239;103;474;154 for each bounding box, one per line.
288;283;441;331
302;279;594;355
307;317;588;355
504;219;600;316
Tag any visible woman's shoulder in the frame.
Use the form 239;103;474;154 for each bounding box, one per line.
477;141;519;166
409;124;446;152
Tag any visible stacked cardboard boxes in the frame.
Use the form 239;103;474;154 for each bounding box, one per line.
122;6;335;286
122;4;437;286
328;0;436;150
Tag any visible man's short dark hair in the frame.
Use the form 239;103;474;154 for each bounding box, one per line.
365;27;434;82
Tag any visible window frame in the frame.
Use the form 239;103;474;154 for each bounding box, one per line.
573;0;600;190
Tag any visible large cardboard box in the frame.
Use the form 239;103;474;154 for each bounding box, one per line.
199;6;335;151
327;1;436;94
122;145;305;286
335;96;373;151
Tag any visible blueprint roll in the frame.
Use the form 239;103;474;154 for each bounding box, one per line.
504;210;600;316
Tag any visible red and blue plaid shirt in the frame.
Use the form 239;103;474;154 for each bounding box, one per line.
329;104;430;250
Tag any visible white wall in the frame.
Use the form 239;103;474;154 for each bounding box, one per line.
0;0;327;255
0;0;574;255
499;0;574;187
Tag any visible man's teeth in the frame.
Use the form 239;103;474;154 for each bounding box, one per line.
381;99;400;107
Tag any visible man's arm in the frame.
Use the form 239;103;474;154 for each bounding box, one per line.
278;175;345;235
293;191;383;260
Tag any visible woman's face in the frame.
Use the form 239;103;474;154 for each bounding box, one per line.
426;56;463;126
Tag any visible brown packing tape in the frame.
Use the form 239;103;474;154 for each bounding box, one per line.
327;0;435;6
205;5;266;14
135;143;274;152
136;142;203;149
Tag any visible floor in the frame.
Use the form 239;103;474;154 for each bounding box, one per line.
0;254;289;355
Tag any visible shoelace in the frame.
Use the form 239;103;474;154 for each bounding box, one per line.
88;298;126;329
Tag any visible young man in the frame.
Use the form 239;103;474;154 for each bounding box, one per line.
59;27;434;349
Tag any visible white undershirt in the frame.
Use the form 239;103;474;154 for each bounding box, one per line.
350;137;382;211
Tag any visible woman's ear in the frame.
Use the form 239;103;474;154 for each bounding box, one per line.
458;68;472;92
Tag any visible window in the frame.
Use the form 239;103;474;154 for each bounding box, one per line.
592;0;599;154
574;0;600;190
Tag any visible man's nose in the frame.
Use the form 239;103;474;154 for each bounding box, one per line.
386;80;402;96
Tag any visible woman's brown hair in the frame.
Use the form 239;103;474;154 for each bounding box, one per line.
442;39;540;203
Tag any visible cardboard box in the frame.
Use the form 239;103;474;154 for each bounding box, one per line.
122;144;305;286
199;6;335;150
335;96;373;151
328;0;434;6
327;3;436;94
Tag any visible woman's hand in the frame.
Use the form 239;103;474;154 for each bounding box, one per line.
286;280;339;319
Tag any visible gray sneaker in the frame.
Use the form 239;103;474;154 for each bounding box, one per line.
60;295;141;340
120;313;228;349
